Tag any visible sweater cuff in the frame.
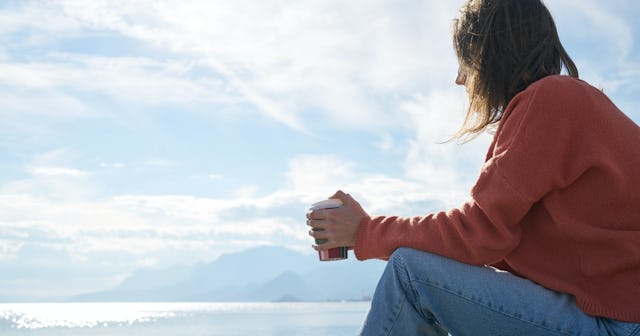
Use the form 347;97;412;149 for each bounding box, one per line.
353;216;373;261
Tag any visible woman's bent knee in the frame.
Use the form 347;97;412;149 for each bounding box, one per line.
390;248;451;271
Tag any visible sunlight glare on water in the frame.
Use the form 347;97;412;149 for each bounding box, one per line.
1;302;194;329
0;302;371;335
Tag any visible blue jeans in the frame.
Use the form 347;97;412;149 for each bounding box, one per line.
360;247;640;336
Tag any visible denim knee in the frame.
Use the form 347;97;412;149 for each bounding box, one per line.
389;247;414;262
388;248;439;288
388;247;414;280
388;247;467;291
389;247;428;264
389;248;445;274
388;248;416;280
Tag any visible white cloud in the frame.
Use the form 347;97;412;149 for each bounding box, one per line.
0;239;24;261
0;190;314;268
550;0;633;61
547;0;639;99
100;162;125;169
2;0;459;133
0;89;94;119
1;0;636;129
280;152;475;216
376;133;394;152
400;90;489;195
0;55;237;119
0;150;96;201
0;1;80;37
207;173;223;180
284;154;357;201
141;159;176;167
30;167;89;177
0;148;470;268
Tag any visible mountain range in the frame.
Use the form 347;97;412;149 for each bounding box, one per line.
72;246;387;302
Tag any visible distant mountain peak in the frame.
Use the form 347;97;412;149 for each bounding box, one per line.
71;246;385;302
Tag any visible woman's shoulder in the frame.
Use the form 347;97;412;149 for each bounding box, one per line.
501;75;609;136
510;74;632;133
526;74;588;94
510;75;607;115
506;75;581;115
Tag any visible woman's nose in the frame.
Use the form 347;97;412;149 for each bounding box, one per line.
455;68;467;86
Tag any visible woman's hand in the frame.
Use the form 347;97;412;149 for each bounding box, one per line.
306;190;370;251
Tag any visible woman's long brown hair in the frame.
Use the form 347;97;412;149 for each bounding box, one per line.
452;0;579;140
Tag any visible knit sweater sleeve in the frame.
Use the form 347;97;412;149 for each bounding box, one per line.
354;76;590;264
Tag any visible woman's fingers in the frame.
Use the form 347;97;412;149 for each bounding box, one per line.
306;217;328;230
309;227;328;238
307;207;335;220
309;227;339;249
309;227;331;243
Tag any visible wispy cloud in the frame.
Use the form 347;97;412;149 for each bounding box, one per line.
2;0;462;133
207;173;223;180
0;149;469;267
0;55;236;117
1;0;636;128
30;167;89;177
547;0;640;103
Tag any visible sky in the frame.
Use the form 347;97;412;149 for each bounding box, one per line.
0;0;638;299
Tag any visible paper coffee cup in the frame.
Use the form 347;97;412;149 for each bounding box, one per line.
309;199;348;261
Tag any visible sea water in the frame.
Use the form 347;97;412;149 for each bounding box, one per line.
0;301;371;336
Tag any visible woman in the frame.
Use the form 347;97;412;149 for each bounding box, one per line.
306;0;640;335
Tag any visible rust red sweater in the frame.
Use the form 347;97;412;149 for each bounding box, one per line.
354;75;640;322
